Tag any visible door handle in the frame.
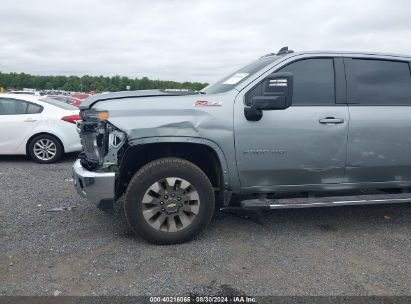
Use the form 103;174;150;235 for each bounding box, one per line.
24;118;37;122
319;117;344;124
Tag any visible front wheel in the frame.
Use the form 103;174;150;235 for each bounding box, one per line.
124;158;215;244
28;134;63;164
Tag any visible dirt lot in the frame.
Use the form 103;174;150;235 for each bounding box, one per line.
1;154;410;296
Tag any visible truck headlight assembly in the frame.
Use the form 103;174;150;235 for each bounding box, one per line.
80;109;110;121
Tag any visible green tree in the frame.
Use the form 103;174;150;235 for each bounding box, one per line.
0;72;208;93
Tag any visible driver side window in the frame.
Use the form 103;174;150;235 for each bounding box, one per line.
246;58;336;106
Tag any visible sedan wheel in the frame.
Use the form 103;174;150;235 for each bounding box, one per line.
28;134;63;164
33;139;57;161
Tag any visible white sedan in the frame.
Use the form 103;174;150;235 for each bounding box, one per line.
0;93;82;163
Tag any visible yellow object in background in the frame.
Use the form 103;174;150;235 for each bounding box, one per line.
0;87;4;93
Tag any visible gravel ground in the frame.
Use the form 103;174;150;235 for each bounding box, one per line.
1;154;410;296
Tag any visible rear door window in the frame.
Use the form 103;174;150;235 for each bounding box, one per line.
27;103;43;114
0;98;43;115
350;59;411;105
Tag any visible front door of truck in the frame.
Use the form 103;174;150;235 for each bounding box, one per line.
234;57;349;189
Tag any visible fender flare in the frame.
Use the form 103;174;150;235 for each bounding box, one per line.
128;136;236;190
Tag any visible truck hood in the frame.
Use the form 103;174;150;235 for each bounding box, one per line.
79;89;200;109
79;88;237;144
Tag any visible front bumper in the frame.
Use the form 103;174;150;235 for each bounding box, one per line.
72;159;115;204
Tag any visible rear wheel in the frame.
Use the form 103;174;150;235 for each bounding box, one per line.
28;134;63;164
124;158;215;244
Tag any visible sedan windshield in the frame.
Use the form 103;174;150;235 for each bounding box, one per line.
202;56;278;94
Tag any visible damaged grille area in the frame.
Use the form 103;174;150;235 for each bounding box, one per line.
79;152;99;171
78;113;126;171
79;121;107;170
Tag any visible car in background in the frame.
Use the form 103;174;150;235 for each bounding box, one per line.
47;95;82;107
71;93;90;100
0;94;81;163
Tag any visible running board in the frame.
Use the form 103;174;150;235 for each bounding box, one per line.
241;193;411;210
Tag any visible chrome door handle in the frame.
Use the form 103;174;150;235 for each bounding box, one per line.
24;118;37;122
319;117;344;124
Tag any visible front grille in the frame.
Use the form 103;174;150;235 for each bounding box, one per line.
78;113;125;171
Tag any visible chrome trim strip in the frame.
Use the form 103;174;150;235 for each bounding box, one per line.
269;197;411;209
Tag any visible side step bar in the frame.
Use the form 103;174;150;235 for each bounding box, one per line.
241;193;411;210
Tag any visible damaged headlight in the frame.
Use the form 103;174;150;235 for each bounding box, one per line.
79;109;126;170
80;109;110;122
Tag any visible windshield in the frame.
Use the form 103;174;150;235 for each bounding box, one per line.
40;97;78;110
202;56;278;94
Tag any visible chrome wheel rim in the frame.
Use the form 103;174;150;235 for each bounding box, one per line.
33;139;57;161
141;177;200;232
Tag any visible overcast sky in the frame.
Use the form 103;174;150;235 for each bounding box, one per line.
0;0;410;83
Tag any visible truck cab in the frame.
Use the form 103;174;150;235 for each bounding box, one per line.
73;47;411;244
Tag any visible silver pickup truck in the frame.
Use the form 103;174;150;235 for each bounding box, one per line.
73;47;411;244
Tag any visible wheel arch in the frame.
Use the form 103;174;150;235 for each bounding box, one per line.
117;137;231;205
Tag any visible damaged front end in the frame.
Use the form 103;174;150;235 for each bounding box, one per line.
72;108;127;204
78;109;126;171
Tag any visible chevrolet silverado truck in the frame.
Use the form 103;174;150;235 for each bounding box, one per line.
73;47;411;244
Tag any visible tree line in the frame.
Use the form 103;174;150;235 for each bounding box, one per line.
0;72;208;92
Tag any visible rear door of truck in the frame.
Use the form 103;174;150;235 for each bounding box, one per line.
344;57;411;184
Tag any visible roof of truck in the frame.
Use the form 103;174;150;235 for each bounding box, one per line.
261;46;410;60
309;50;408;57
271;49;411;60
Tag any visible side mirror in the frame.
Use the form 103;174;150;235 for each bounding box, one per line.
245;72;293;121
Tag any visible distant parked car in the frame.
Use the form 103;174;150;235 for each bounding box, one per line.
71;93;90;100
0;94;81;163
47;95;82;107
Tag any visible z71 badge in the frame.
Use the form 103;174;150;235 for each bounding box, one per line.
194;100;222;107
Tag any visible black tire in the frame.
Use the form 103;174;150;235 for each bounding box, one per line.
124;158;215;244
28;134;63;164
